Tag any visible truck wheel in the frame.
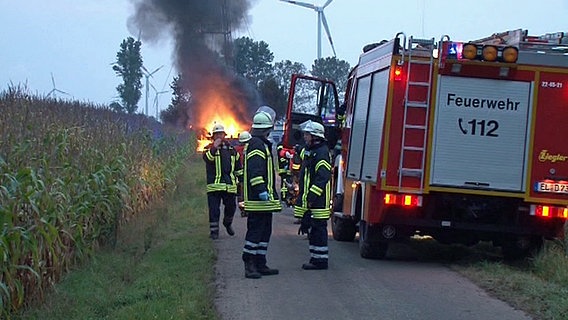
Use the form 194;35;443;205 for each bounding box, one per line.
359;221;388;259
501;236;543;261
332;215;356;242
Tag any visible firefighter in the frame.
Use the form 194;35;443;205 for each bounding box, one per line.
289;143;305;223
242;106;282;279
294;120;332;270
236;131;251;217
202;123;241;240
276;141;291;203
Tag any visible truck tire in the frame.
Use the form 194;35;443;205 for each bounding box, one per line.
332;215;356;242
358;221;388;259
501;236;543;261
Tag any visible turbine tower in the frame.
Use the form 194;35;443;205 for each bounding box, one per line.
280;0;337;60
141;65;163;116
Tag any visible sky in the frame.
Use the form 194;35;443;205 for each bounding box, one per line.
2;0;568;117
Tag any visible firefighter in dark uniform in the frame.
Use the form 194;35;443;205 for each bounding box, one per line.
202;123;242;240
294;120;332;270
235;131;251;217
242;106;282;279
276;141;291;202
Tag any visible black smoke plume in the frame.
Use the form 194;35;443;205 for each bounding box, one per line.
128;0;261;127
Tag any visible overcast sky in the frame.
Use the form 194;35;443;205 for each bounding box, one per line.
2;0;567;116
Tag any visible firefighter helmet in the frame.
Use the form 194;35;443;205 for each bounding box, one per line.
301;120;326;139
238;130;252;143
252;111;274;129
211;123;225;134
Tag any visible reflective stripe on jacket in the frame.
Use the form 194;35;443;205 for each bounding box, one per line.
243;136;282;212
294;141;331;219
203;140;242;194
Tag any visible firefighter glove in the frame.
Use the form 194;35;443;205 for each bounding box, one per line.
298;211;311;236
258;191;269;201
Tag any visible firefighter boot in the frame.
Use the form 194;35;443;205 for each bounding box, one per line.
223;222;235;236
244;257;262;279
302;258;328;270
256;256;279;275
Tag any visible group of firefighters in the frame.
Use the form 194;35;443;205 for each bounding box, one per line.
202;106;332;278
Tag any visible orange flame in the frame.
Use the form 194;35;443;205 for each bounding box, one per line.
190;73;251;152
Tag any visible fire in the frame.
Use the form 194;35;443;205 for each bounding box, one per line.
188;72;251;152
196;115;248;152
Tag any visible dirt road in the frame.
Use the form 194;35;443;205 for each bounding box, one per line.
214;208;531;320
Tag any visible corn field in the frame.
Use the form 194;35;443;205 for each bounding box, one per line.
0;87;194;318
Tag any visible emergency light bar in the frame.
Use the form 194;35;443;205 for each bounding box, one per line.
445;42;519;63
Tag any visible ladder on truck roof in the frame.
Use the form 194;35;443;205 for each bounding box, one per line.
398;36;435;193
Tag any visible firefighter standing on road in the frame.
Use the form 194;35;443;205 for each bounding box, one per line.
276;141;292;203
235;131;251;217
294;120;332;270
242;106;282;279
203;124;242;240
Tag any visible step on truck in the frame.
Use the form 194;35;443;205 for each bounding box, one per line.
283;29;568;260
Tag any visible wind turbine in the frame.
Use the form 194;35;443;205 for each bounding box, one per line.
47;72;70;99
280;0;337;60
141;65;163;116
153;65;173;120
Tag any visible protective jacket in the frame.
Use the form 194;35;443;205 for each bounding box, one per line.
294;140;332;220
276;143;291;176
203;140;242;194
243;135;282;212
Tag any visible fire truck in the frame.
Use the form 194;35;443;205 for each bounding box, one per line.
282;29;568;260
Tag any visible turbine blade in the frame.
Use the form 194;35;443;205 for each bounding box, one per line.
321;12;337;56
51;72;56;87
150;65;164;76
280;0;317;10
56;89;70;96
322;0;334;9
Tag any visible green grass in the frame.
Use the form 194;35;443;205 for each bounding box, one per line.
16;157;217;320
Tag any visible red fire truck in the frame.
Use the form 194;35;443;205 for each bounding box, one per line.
283;29;568;259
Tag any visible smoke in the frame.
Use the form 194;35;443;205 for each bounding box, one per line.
128;0;261;127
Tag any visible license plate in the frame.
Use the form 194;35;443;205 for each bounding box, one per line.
535;181;568;194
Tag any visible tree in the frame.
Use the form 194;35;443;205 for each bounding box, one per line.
273;60;307;93
310;57;351;93
233;37;274;87
112;37;143;114
258;77;287;118
161;74;190;127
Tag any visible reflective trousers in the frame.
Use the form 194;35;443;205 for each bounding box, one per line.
207;191;236;235
308;219;329;267
242;211;273;266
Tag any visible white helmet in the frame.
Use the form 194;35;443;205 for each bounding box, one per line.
211;123;225;134
301;120;326;139
238;131;252;143
252;111;274;129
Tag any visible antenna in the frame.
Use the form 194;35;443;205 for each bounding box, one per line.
141;65;163;116
280;0;337;60
47;72;70;99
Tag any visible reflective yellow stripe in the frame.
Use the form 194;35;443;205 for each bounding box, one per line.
293;205;309;218
205;149;214;161
315;160;331;172
310;184;323;196
247;150;265;159
250;176;264;186
244;200;282;212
